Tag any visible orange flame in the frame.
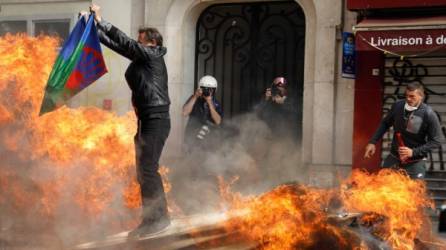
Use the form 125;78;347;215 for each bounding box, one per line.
1;33;435;249
0;34;175;234
221;169;433;250
341;169;434;250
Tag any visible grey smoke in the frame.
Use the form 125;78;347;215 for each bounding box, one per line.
170;110;304;215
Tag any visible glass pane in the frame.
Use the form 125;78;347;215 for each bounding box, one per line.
0;21;27;36
34;20;70;41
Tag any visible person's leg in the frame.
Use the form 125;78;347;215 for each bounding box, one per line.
382;154;400;169
139;134;169;222
132;118;170;236
382;154;426;179
403;160;426;179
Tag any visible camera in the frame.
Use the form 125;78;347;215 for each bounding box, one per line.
271;84;279;96
201;87;213;97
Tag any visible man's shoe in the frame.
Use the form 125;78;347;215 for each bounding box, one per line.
128;219;170;239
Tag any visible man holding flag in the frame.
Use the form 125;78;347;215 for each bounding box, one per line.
85;4;171;237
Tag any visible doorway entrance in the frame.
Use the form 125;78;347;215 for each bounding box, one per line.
195;1;305;135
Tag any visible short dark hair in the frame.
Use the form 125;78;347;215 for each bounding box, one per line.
406;82;425;96
138;27;163;47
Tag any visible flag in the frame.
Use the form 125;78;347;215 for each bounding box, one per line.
39;14;107;115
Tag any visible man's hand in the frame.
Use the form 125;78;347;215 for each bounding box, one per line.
194;88;202;98
398;146;413;161
183;89;201;117
204;92;213;103
364;143;376;159
78;11;89;20
265;88;272;101
90;4;102;22
205;92;221;125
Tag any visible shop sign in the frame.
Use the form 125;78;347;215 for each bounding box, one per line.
356;29;446;53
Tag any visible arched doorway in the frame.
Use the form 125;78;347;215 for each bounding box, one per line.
195;1;305;137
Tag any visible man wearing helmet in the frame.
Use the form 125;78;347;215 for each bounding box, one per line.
182;75;223;150
265;77;288;105
256;76;300;186
177;76;223;213
258;76;298;139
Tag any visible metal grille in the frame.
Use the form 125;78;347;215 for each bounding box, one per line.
195;1;305;120
383;56;446;170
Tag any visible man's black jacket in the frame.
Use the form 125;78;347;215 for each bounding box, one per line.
96;20;170;119
369;100;444;160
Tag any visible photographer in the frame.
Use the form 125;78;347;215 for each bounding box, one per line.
265;77;288;104
182;75;223;151
255;76;300;186
258;76;297;139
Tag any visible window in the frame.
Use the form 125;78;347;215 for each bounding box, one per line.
33;19;70;41
0;16;73;42
0;20;27;36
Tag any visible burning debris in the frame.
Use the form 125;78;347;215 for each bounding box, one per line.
220;170;436;250
73;170;442;250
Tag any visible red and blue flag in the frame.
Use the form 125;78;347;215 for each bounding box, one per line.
39;14;107;115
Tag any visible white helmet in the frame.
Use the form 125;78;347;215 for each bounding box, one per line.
198;75;218;88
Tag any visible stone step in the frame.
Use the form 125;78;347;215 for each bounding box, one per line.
428;187;446;198
426;171;446;179
425;178;446;188
432;197;446;210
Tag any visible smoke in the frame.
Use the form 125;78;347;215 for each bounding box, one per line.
0;34;141;248
0;107;135;248
170;107;305;215
0;90;57;248
0;32;306;248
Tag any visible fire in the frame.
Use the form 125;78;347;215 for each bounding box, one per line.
0;33;436;249
341;169;434;250
0;33;174;236
221;169;434;250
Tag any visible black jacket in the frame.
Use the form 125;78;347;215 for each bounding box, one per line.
369;100;444;160
257;97;299;140
96;20;170;119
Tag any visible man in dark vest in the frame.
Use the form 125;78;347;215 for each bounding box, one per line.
364;82;444;179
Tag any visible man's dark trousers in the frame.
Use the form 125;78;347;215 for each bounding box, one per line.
382;154;426;179
134;117;170;224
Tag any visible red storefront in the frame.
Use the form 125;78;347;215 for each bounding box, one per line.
349;1;446;172
348;0;446;10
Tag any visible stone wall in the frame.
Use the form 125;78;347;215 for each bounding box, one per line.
158;0;351;187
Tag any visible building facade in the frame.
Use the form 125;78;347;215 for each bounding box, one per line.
0;0;355;187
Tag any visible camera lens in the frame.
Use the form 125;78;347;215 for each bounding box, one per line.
201;87;211;96
271;85;279;96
